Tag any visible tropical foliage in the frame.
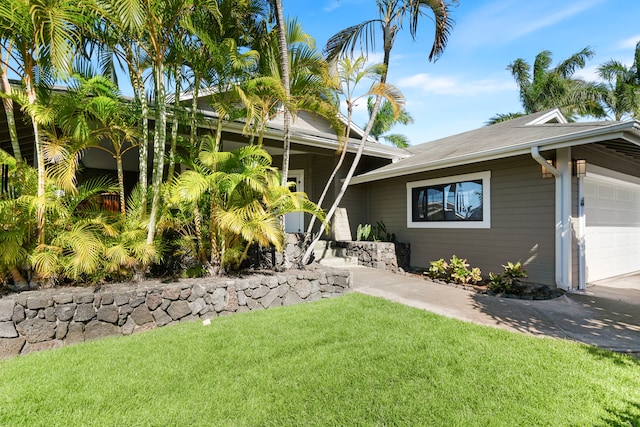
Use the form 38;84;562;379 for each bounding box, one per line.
0;0;328;287
367;97;414;148
597;41;640;120
488;47;606;124
170;142;323;273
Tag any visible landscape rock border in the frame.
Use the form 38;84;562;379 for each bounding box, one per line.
0;266;351;359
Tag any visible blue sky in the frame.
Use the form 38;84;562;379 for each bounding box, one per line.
283;0;640;145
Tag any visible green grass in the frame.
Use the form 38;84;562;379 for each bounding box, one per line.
1;293;639;426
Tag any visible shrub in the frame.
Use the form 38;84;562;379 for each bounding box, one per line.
428;258;448;280
487;262;528;294
427;255;482;285
356;223;372;241
356;220;395;242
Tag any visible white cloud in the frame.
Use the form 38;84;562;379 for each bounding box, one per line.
511;2;601;39
617;35;640;50
323;0;369;13
323;1;341;12
456;0;604;47
397;73;516;96
575;65;600;82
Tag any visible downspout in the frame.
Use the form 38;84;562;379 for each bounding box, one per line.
531;147;571;290
577;174;586;290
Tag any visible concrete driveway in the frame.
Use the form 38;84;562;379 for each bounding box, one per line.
346;265;640;356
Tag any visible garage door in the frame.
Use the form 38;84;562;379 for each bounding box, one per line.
584;171;640;282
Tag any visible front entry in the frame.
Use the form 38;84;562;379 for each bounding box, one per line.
284;170;304;233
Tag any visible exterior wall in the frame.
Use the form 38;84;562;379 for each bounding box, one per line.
355;155;556;285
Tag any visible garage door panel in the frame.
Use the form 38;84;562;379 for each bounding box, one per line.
585;173;640;282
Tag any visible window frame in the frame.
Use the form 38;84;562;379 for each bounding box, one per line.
406;171;491;229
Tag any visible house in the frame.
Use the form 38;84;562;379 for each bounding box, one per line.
346;109;640;290
0;88;406;235
5;88;639;291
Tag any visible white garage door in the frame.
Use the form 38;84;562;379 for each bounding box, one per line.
584;170;640;282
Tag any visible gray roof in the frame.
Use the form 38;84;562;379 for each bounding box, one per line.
351;109;640;184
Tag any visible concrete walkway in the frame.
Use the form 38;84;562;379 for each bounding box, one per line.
346;265;640;355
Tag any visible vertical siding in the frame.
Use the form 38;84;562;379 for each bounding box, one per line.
355;155;557;285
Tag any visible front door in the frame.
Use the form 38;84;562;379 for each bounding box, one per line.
285;170;304;233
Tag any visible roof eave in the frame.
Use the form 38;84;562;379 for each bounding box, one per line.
351;121;640;184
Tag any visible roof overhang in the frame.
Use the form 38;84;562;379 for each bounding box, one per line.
197;109;408;161
351;120;640;184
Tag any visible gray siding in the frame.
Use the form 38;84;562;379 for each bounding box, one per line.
354;155;556;285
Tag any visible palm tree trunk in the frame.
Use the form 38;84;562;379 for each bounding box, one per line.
0;46;22;164
303;126;350;238
24;75;46;245
214;118;223;152
167;62;181;178
117;155;126;216
190;75;199;150
273;0;291;186
7;266;29;291
302;96;383;264
146;61;167;244
132;68;149;212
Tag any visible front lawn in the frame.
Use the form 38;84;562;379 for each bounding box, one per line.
1;293;638;426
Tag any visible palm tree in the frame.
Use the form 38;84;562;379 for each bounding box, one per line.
0;0;87;246
597;41;640;120
267;0;292;186
245;18;341;146
201;38;259;151
367;97;414;148
81;9;152;209
488;47;606;124
44;75;140;214
0;42;22;164
301;0;455;263
170;142;324;274
301;56;404;264
0;152;33;290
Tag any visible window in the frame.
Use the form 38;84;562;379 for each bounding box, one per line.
407;171;491;229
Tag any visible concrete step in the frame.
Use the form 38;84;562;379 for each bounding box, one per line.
313;240;358;266
318;256;359;267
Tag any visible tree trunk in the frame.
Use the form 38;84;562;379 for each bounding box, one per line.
132;66;149;213
146;61;167;245
273;0;291;186
25;75;46;246
0;46;22;164
214;118;223;152
7;266;29;291
190;75;199;150
301;96;383;264
117;155;126;216
167;62;181;178
303;125;350;238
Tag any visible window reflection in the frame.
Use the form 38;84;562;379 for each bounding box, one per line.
412;179;483;222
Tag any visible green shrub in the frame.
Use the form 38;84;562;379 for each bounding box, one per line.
427;255;482;285
487;261;528;294
356;223;372;241
428;258;448;280
356;220;396;242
